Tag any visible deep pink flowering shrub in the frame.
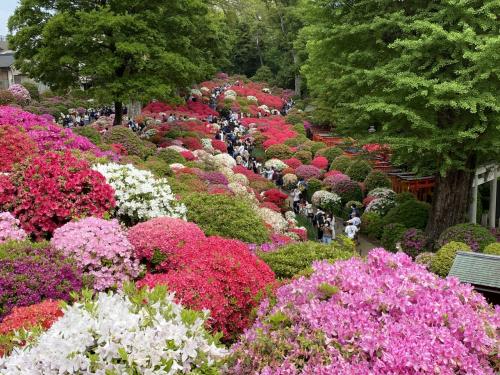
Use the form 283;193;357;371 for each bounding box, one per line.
282;158;302;169
322;173;350;189
228;249;499;374
202;171;229;185
51;218;141;291
0;152;116;238
401;228;429;259
311;156;329;170
0;212;27;243
295;165;321;180
0;126;39;172
127;217;206;272
7;84;30;102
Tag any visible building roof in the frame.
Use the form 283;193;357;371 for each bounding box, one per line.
449;251;500;292
0;51;15;68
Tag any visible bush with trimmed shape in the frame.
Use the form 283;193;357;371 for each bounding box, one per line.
437;223;496;252
345;159;372;182
383;199;430;230
430;241;471;277
364;170;392;192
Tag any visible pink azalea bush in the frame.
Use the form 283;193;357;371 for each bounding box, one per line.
0;212;27;243
51;218;140;291
295;164;321;180
8;84;30;102
311;156;329;170
228;249;499;374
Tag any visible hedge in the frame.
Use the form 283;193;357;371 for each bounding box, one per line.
484;243;500;255
360;212;384;240
436;223;496;252
364;170;392;192
381;223;407;252
330;156;353;173
430;241;471;277
383;200;431;230
345;160;372;182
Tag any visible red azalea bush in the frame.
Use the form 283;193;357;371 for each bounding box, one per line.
263;189;288;209
211;139;227;153
260;201;281;212
137;236;275;341
311;156;329;170
283;157;302;169
180;137;203;151
0;300;63;357
295;165;322;180
127;217;206;272
0;126;38;172
0;152;115;238
180;150;195;161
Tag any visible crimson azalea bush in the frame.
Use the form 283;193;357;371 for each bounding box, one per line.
311;156;329;170
0;152;115;238
0;243;84;319
263;189;288;209
0;300;63;357
51;218;141;291
138;236;276;341
211;139;227;153
282;157;302;169
127;217;206;272
0;126;38;173
228;249;500;374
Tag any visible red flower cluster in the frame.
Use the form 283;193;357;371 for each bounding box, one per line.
260;201;281;212
283;157;302;169
311;156;329;170
0;152;115;238
0;125;38;172
263;189;288;209
211;139;227;153
180;150;195;161
241;117;297;149
180;136;203;150
138;236;275;341
110;143;128;156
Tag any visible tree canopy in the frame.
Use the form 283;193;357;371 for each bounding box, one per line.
301;0;500;239
8;0;230;124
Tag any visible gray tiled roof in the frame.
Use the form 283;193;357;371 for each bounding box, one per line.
0;52;14;68
449;251;500;290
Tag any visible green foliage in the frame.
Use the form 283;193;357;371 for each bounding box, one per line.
345;159;372;182
0;240;49;260
431;242;471;277
0;90;16;105
381;223;407;252
265;144;293;160
103;127;153;160
286;114;304;126
284;135;308;147
330;156;352;173
252;66;275;84
292;123;306;136
484;243;500;256
360;212;384;240
315;147;343;163
72;126;102;145
183;193;269;244
251;147;266;162
141;156;172;177
295;214;317;241
436;223;496;252
258;241;355;279
9;0;230;124
293;150;312;164
395;192;416;204
383;200;431;230
308;142;327;156
22;82;40;101
156;148;185;165
305;178;322;202
364;171;392;192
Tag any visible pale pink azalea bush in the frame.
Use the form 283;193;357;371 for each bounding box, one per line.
228;249;499;374
0;212;27;243
51;218;141;291
8;84;30;102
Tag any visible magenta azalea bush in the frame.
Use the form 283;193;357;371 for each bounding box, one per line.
295;165;321;180
228;249;499;374
51;218;141;291
0;212;27;243
7;84;30;102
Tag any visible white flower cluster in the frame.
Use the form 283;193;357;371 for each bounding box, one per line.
365;197;396;216
312;190;342;211
367;187;396;201
283;173;298;189
246;95;258;103
0;289;227;374
264;158;288;171
93;163;186;223
256;207;289;234
224;90;237;101
213;153;237;169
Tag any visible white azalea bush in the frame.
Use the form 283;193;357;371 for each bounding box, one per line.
256;207;289;233
0;286;227;374
213;153;237;169
93;163;186;225
312;190;342;213
365;197;396;216
264;159;288;171
367;187;397;201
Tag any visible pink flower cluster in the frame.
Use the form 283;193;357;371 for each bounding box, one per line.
51;218;140;291
8;84;30;102
240;117;297;149
229;249;499;374
0;212;27;243
295;164;321;180
311;156;328;170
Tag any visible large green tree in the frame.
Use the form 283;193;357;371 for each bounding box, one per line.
8;0;230;124
302;0;500;241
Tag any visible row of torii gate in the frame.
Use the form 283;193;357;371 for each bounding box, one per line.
469;164;499;229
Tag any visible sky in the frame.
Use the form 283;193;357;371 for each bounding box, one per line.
0;0;19;36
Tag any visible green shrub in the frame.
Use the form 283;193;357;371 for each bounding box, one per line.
0;90;16;105
436;223;496;252
168;174;207;195
141;156;172;177
22;82;40;101
103;126;152;160
309;142;327;156
183;193;269;244
284;135;308;147
430;241;471;277
364;170;392;192
292;123;306;136
330;155;352;172
395;192;417;204
315;147;343;163
286;114;304;126
251;147;266;162
415;252;436;270
381;223;407;252
383;200;430;230
73;126;102;145
120;155;143;166
156;148;185;164
265;144;293;160
305;178;323;202
484;242;500;255
294;150;313;164
0;240;49;260
330;179;363;204
258;241;355;279
345;159;372;182
295;215;317;241
360;212;384;240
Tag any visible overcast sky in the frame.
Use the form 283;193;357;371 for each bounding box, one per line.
0;0;19;36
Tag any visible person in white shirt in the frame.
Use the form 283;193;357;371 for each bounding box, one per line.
346;214;361;227
345;223;358;240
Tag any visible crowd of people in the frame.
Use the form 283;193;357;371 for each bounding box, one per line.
60;106;116;128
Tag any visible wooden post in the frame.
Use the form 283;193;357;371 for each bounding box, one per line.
489;169;497;228
469;174;478;224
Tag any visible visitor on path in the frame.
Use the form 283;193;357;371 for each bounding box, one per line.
344;222;359;241
292;188;301;213
314;209;325;241
322;214;336;244
346;214;361;228
349;204;360;219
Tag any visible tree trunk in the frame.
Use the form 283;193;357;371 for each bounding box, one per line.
292;50;301;96
426;157;476;245
113;101;123;126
